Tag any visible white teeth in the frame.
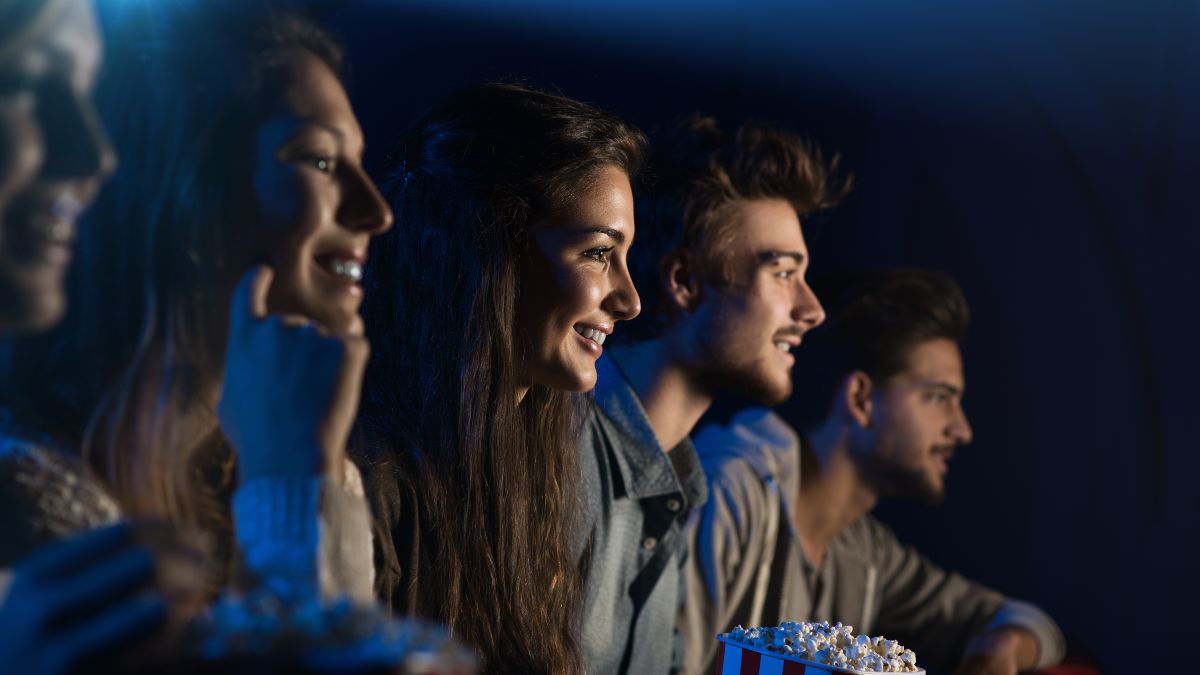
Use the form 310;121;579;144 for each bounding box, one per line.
34;217;74;244
574;326;607;346
329;258;362;282
775;341;791;353
50;192;85;221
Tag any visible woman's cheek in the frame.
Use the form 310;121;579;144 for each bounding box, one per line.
0;107;43;205
253;166;309;231
563;264;604;312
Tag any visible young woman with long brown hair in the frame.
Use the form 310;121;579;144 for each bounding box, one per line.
358;82;644;673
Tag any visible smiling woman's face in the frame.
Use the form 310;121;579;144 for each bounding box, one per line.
515;165;641;393
242;47;392;336
0;0;115;332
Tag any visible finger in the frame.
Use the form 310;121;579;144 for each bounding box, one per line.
274;312;313;329
230;264;274;325
318;336;369;480
44;547;156;629
16;524;132;582
342;334;371;370
56;595;166;673
334;335;370;402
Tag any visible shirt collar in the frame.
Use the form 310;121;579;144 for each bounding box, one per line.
593;353;708;506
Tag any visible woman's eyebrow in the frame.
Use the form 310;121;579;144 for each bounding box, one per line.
311;119;349;144
273;116;350;144
585;227;625;244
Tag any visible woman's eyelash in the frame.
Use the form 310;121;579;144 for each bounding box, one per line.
584;247;613;262
297;153;335;173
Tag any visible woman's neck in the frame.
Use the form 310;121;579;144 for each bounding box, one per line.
608;341;713;452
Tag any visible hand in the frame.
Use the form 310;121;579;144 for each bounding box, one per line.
0;524;166;675
218;265;369;483
956;626;1039;675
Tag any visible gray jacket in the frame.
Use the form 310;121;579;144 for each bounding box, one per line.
578;354;707;675
680;409;1065;675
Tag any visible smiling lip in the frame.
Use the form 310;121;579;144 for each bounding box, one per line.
573;323;611;356
27;221;76;264
772;333;802;365
314;251;366;289
931;448;954;475
9;188;91;258
932;456;948;477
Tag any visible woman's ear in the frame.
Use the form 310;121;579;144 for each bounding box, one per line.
838;370;874;429
661;250;703;314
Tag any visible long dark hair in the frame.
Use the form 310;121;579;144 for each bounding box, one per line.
359;82;645;673
0;6;343;560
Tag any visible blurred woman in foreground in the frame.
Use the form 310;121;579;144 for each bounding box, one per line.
0;0;178;671
1;4;392;670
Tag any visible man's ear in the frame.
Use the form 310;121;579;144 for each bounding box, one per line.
838;371;874;428
661;250;703;314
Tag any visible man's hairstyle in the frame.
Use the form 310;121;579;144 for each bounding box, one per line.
780;268;970;434
623;114;851;341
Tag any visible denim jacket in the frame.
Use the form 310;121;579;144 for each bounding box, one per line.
577;354;708;675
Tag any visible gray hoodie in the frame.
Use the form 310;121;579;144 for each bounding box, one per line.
679;408;1065;675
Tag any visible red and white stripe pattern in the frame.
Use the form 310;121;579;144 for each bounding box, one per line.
712;642;839;675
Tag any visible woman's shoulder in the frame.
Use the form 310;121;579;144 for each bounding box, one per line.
0;419;122;565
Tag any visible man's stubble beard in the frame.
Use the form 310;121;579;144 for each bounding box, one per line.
691;337;793;406
859;449;947;505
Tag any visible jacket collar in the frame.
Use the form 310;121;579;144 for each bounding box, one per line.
592;353;707;506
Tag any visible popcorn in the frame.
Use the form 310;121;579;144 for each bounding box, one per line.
721;621;921;673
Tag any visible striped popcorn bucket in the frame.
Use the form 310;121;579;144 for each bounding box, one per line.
713;636;925;675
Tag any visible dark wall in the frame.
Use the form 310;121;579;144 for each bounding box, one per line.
323;1;1199;671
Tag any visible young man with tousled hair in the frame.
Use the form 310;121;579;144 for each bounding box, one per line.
682;268;1066;675
577;115;848;674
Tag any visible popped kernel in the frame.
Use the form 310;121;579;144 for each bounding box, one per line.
721;621;921;673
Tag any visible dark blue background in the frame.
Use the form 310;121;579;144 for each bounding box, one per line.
317;0;1197;670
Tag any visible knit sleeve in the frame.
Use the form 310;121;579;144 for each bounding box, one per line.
231;457;374;603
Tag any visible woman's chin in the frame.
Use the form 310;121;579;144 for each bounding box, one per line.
0;272;67;334
556;366;598;393
527;363;597;394
316;307;363;336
